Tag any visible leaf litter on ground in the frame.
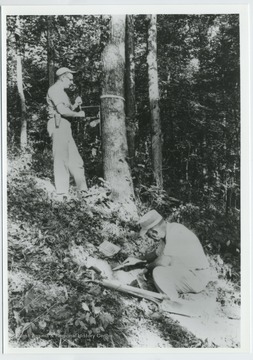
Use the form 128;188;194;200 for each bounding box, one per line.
7;159;241;348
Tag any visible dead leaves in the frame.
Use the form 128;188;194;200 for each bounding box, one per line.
81;302;90;312
8;159;240;349
15;322;35;340
38;320;47;330
99;312;114;329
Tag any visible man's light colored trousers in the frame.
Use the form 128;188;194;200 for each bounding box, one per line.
47;118;87;194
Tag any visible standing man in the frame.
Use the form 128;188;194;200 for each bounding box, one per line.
46;67;88;199
138;210;211;300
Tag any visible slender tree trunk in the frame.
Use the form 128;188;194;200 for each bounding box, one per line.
47;16;55;87
101;15;136;205
15;16;27;150
125;15;136;169
147;14;163;188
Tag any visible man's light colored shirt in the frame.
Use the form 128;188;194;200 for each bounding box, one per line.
46;81;71;119
157;223;209;270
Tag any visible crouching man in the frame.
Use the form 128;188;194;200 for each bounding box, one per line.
138;210;211;301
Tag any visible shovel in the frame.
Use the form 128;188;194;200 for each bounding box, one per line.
94;279;200;318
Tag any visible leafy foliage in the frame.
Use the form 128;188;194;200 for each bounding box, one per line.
7;14;240;214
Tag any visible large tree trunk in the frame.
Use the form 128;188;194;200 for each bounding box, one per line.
47;16;55;87
101;15;136;206
147;14;163;188
15;16;27;150
125;15;136;169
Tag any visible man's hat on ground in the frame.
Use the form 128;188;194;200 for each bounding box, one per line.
138;210;163;238
56;67;77;77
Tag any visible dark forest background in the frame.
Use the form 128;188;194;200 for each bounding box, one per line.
7;14;240;253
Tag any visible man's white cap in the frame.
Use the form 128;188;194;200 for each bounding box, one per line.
138;210;163;238
56;67;77;77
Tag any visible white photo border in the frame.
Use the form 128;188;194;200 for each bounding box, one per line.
1;0;252;357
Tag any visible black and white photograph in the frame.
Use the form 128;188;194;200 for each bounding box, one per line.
1;4;251;353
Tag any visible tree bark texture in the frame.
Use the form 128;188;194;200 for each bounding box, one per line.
147;14;163;188
15;16;27;150
125;15;136;169
47;16;55;87
101;15;135;202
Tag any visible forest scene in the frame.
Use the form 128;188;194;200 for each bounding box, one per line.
5;13;241;349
